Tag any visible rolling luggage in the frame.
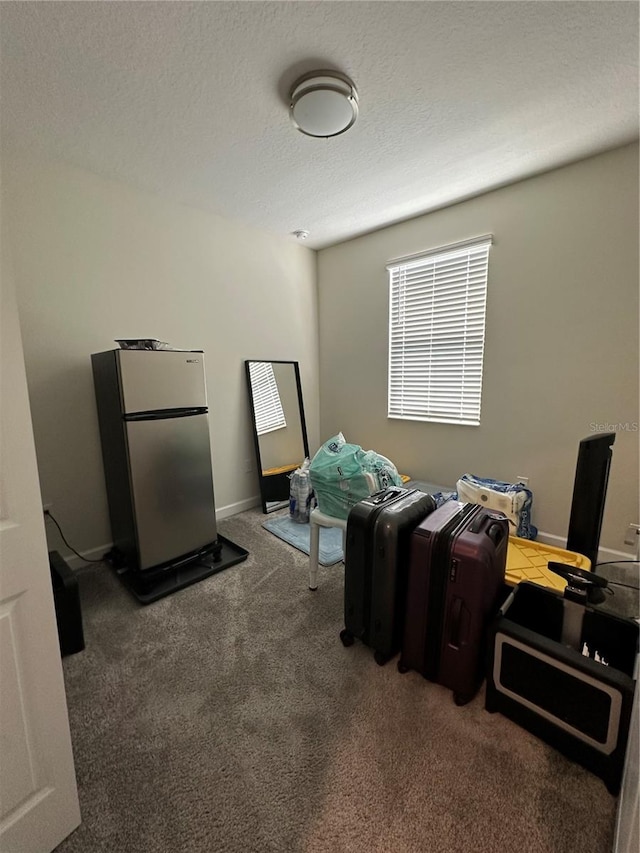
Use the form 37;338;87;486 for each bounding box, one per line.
340;487;436;665
399;501;509;705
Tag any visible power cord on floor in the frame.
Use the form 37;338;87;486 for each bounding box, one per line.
593;561;640;593
44;510;105;564
604;580;640;592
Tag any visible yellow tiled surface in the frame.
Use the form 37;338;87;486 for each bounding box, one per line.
262;463;298;477
506;536;591;591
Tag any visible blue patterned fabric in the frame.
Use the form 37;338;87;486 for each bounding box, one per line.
455;474;537;539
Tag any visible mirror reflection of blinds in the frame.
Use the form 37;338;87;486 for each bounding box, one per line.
249;361;287;435
387;235;492;427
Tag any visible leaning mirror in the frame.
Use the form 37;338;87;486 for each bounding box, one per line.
245;360;310;513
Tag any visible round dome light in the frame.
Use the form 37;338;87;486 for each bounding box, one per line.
289;71;358;138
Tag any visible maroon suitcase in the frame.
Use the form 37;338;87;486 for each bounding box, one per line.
399;501;509;705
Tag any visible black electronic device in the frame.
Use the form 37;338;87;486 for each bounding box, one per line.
49;550;85;657
484;431;637;794
566;432;615;570
548;561;608;605
486;581;638;794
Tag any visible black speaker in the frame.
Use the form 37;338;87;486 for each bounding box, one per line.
49;550;85;657
566;432;615;569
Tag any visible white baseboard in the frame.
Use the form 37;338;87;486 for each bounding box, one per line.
216;495;261;520
535;530;636;567
63;498;261;571
63;519;635;571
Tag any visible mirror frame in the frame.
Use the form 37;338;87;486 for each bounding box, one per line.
244;360;310;513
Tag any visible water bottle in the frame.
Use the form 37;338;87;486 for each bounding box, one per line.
290;470;307;524
289;472;298;521
298;471;310;523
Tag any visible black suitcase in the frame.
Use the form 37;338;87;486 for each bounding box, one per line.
340;487;436;665
399;501;509;704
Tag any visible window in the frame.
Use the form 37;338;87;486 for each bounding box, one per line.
248;361;287;435
387;235;492;426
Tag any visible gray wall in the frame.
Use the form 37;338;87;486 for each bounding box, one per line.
4;154;319;561
317;144;639;554
5;144;638;561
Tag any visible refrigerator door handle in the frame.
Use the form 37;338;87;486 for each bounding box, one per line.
124;407;208;421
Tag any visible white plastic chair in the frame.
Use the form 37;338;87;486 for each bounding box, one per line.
308;507;347;590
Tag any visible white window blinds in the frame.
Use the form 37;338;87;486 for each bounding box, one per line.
248;361;287;435
387;235;492;427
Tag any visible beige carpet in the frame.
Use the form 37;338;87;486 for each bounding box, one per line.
55;508;621;853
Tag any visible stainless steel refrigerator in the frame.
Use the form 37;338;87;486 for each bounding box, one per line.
91;349;219;573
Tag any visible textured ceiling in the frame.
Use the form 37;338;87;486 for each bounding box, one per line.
1;1;638;249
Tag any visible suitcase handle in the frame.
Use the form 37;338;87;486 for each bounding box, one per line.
469;510;506;545
487;522;505;545
370;488;403;505
450;597;463;649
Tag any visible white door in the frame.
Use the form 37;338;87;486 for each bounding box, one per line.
0;236;81;849
614;654;639;853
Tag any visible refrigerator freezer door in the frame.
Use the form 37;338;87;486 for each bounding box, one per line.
125;413;217;570
117;350;207;414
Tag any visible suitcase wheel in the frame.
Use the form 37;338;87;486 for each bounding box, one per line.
397;659;409;674
453;692;473;707
339;629;354;647
373;650;390;667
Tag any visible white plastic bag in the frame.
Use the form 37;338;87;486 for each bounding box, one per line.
456;474;537;539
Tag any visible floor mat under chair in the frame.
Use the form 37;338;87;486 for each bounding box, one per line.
262;514;344;566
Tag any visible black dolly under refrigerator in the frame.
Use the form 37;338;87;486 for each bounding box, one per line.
91;348;247;603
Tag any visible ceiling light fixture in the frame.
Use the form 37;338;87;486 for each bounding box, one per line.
292;230;310;240
289;70;358;138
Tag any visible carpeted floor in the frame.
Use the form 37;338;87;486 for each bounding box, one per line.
55;508;630;853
